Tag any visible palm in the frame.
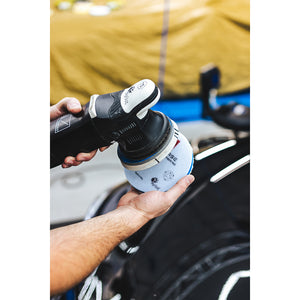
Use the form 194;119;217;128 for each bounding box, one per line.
118;175;193;220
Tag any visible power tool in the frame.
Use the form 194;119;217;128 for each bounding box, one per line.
50;79;193;191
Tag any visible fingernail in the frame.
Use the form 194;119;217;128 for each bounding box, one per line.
186;175;195;184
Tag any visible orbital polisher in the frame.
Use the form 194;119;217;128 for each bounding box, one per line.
50;79;194;192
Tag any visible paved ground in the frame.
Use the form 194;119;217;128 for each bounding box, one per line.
50;120;233;225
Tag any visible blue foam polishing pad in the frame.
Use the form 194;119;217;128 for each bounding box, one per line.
124;132;194;192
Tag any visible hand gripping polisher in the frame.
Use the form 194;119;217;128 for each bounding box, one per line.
50;79;194;192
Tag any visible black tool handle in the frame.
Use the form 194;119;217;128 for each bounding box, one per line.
50;103;108;168
50;79;161;168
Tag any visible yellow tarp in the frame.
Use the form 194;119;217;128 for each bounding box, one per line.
50;0;250;105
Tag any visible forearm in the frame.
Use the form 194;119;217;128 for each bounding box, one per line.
50;206;148;296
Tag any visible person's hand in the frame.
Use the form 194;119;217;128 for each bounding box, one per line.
117;175;195;221
50;97;109;168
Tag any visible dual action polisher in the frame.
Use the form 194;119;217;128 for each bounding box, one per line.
50;79;194;192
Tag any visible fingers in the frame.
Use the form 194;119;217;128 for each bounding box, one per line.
62;156;82;168
61;150;98;168
165;175;195;203
51;97;100;169
57;97;81;114
117;175;195;221
76;150;97;162
59;145;106;168
50;97;82;121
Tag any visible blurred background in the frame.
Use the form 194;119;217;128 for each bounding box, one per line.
50;0;250;226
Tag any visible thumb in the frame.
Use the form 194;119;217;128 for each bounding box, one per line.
66;98;82;114
50;97;82;121
166;174;194;201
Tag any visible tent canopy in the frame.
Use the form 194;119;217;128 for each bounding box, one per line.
50;0;249;105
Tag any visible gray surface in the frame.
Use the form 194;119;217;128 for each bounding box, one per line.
50;120;233;224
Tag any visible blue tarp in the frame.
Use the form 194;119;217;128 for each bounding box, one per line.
153;92;250;123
